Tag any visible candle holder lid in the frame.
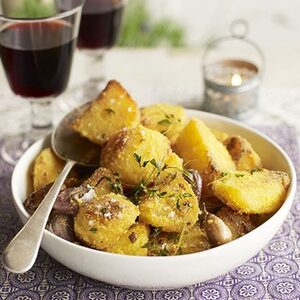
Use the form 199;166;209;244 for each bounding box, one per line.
202;20;265;81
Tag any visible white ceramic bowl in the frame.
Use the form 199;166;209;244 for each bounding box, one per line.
11;110;297;289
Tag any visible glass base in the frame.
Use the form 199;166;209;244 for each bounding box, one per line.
1;133;31;165
1;126;52;165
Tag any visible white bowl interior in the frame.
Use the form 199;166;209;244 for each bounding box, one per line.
11;110;297;289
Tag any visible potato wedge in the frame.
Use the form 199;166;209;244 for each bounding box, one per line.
106;223;149;256
212;169;290;214
101;125;171;187
174;118;235;194
139;173;200;232
72;80;140;145
141;103;187;144
224;135;263;171
74;193;139;250
32;148;64;191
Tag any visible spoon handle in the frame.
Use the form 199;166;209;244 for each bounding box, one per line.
2;160;76;273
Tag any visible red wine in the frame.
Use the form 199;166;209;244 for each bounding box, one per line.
77;1;123;49
0;22;76;98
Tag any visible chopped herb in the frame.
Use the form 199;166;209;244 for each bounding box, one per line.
235;173;245;178
90;228;97;233
151;227;162;238
158;191;167;197
176;199;181;210
158;119;172;126
250;168;262;174
100;208;108;215
141;242;149;249
110;182;122;194
142;160;150;167
182;193;192;198
105;108;115;114
221;172;228;177
159;247;169;256
133;153;142;166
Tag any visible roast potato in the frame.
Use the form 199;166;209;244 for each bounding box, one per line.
141;103;187;144
106;223;149;256
72;80;140;145
174;118;235;194
224;135;263;171
32;148;64;191
81;167;123;197
74;193;139;250
101;125;171;187
139;172;200;232
212;169;290;214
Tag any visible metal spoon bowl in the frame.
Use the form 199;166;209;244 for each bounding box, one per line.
2;102;100;273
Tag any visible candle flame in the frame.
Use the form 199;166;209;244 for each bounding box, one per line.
231;74;242;86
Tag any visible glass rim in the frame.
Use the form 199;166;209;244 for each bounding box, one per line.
0;0;85;23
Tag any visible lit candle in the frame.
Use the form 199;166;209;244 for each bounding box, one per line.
231;73;242;86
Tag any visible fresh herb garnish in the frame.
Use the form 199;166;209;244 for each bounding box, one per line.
235;173;245;178
90;228;97;233
105;108;115;114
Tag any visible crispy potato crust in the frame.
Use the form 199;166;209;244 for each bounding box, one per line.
101;125;171;186
74;193;139;250
224;135;263;171
141;103;187;144
72;80;140;145
32;148;64;191
81;167;123;197
139;173;200;232
212;169;290;214
106;223;149;256
174;118;235;196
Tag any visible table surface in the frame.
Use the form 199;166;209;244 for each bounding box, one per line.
0;48;300;299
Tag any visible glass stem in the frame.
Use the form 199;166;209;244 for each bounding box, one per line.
30;98;53;140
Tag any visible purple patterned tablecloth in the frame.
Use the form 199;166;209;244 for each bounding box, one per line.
0;125;299;300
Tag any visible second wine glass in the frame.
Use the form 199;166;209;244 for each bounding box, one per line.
72;0;125;104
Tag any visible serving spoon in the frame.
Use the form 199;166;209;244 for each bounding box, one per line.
2;103;100;273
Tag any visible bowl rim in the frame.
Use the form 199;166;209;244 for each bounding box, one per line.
11;109;297;262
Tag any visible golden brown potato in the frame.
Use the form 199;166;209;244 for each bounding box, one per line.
174;118;235;194
106;223;149;256
139;173;200;232
101;125;171;187
224;135;263;171
212;169;290;214
32;148;64;191
74;193;139;250
210;128;229;143
72;80;140;145
141;103;187;144
81;167;123;198
216;207;256;239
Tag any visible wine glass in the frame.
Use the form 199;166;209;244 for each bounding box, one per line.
70;0;125;104
0;0;84;164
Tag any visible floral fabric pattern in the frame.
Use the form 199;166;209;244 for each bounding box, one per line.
0;125;299;299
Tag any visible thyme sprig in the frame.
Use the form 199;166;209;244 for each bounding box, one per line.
156;107;181;134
